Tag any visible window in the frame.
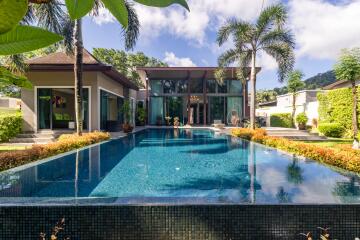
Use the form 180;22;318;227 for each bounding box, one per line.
150;97;164;125
229;80;242;94
207;79;216;93
150;80;162;95
189;79;203;93
163;80;176;94
218;81;227;93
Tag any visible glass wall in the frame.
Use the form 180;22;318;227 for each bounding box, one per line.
148;78;245;125
38;88;89;130
100;90;124;130
150;97;164;125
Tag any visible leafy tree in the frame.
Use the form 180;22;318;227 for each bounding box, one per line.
216;4;295;129
93;48;168;88
256;89;278;104
287;70;305;125
334;48;360;147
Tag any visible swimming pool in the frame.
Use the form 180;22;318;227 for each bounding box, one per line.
0;128;360;205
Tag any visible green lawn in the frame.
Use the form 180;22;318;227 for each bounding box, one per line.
300;138;353;149
0;145;27;153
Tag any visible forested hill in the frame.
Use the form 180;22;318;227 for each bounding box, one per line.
273;70;336;95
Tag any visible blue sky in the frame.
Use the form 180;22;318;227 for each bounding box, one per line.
82;0;360;90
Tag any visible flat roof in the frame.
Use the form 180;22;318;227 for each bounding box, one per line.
137;67;261;80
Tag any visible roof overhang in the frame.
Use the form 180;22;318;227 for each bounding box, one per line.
137;67;261;80
28;64;138;90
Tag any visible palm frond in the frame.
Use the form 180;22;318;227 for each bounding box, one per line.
124;1;140;51
259;28;295;49
256;4;287;40
0;55;27;75
263;43;295;82
218;49;239;67
31;0;66;34
61;16;75;54
217;19;253;46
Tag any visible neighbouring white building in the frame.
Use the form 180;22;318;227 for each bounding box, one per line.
256;90;325;127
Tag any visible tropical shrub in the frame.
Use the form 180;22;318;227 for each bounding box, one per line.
231;128;267;143
318;87;360;137
270;113;293;128
296;113;308;125
318;123;344;138
0;131;110;171
231;128;360;173
0;111;22;142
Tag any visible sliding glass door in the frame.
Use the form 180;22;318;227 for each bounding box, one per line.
37;88;89;130
38;89;52;129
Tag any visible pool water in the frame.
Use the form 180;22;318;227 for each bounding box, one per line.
1;129;360;204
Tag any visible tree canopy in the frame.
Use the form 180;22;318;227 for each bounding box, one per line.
93;48;168;88
287;70;305;94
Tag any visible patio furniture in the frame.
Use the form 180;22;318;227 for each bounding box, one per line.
212;120;225;129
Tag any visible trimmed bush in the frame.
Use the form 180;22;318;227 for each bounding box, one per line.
296;113;308;125
318;88;360;137
318;123;344;138
0;131;110;171
231;128;360;173
0;111;22;142
270;113;293;128
231;128;267;143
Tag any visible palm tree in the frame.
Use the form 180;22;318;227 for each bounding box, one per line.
72;1;139;135
216;4;295;129
287;70;305;126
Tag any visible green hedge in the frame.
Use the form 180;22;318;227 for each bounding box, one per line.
318;123;344;138
318;88;360;137
0;112;22;142
270;113;293;128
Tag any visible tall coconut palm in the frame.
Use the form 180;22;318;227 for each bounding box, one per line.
216;4;295;129
72;1;139;135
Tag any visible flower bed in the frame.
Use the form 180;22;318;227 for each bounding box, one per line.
0;131;110;171
231;128;360;173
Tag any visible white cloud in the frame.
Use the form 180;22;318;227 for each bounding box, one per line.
92;0;277;45
92;8;115;25
289;0;360;60
163;52;197;67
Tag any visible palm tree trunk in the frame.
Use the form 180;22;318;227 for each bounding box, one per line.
351;81;359;148
74;19;83;136
250;51;257;129
292;93;296;127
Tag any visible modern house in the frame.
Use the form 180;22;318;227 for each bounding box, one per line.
21;51;257;133
323;79;360;90
256;90;324;126
22;50;138;133
137;67;256;126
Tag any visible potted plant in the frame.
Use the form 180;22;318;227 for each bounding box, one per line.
120;100;134;133
296;113;308;130
174;117;180;128
136;107;146;126
165;116;172;126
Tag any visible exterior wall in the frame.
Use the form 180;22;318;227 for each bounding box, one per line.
256;91;323;127
0;97;21;109
22;71;98;132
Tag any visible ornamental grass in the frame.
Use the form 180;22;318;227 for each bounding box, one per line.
231;128;360;173
0;131;110;171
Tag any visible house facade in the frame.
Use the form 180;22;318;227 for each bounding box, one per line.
22;51;138;133
137;67;256;126
256;90;324;126
21;52;257;132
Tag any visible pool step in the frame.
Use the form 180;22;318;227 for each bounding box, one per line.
264;127;326;141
